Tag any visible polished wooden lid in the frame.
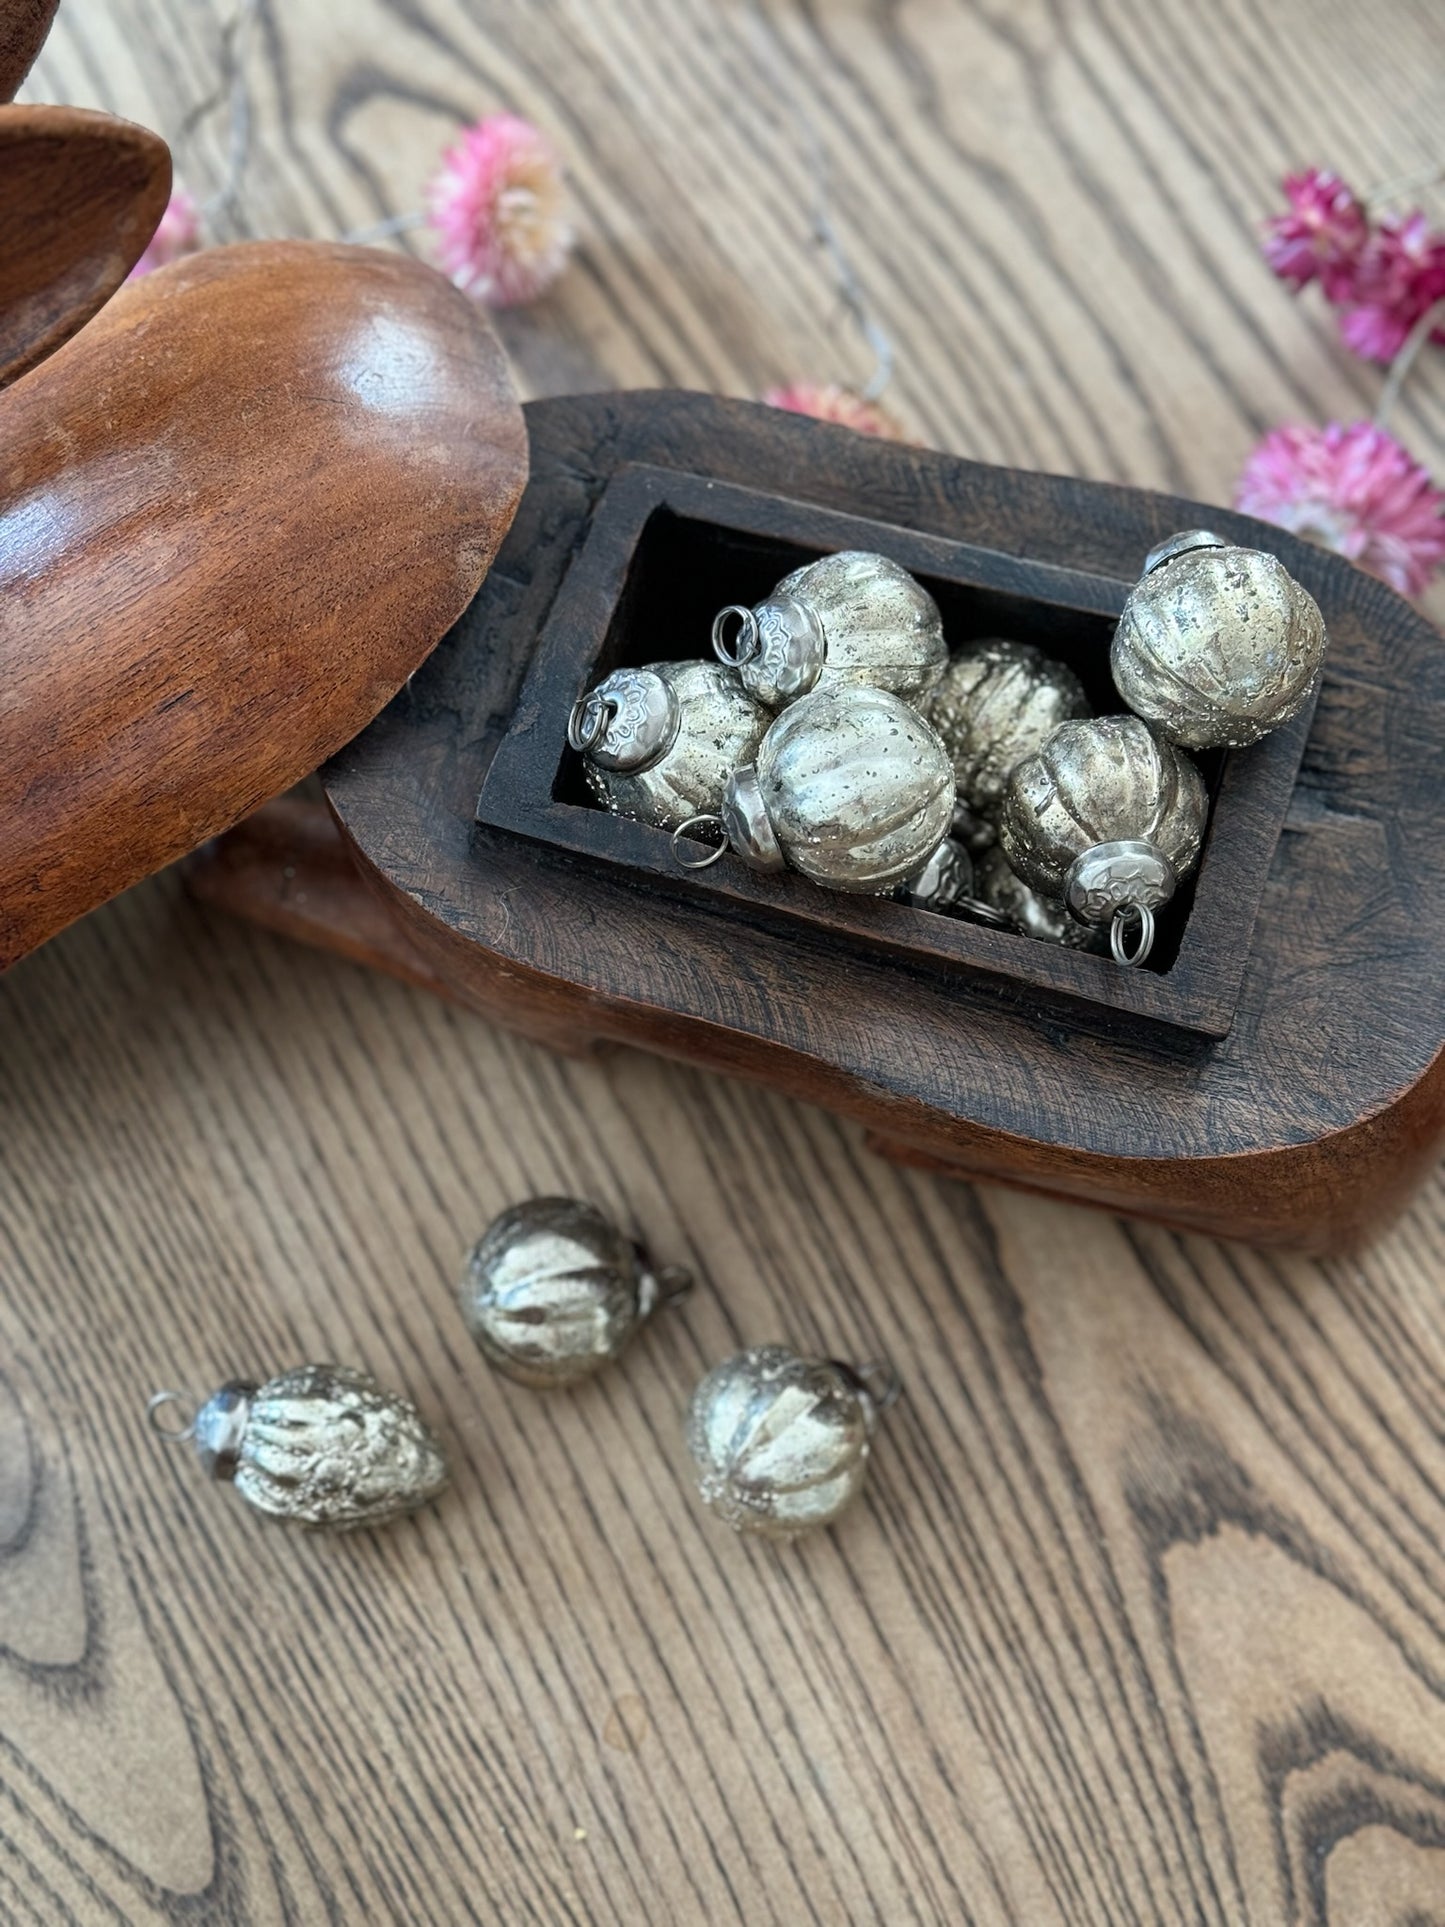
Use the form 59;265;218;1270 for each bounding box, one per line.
0;238;528;968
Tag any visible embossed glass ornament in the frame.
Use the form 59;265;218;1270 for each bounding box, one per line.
711;550;946;712
685;1344;900;1539
895;835;974;912
972;844;1106;951
1111;529;1327;749
148;1365;448;1530
929;638;1089;811
673;684;955;894
459;1196;691;1387
999;715;1207;967
568;659;768;830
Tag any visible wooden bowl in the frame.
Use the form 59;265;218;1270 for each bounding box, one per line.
0;239;527;968
311;391;1445;1252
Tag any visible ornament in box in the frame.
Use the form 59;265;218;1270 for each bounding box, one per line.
1111;530;1326;749
711;550;946;712
1000;714;1207;966
675;684;955;893
929;638;1090;814
569;659;768;830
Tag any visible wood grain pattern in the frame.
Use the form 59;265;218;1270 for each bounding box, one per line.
0;0;57;99
0;239;526;968
0;103;168;384
9;0;1445;1920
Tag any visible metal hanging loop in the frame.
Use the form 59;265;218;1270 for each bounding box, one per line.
567;690;617;754
146;1390;197;1442
712;605;760;667
1110;902;1155;968
671;815;730;869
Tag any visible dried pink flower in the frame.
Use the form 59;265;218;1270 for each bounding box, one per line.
1235;420;1445;598
1262;168;1368;300
127;186;201;281
425;113;573;307
1333;211;1445;361
763;381;904;440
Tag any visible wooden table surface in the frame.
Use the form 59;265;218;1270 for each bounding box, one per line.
9;2;1445;1921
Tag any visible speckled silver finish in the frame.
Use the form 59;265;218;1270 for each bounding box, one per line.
721;551;947;711
896;836;975;912
460;1196;684;1387
1065;838;1177;927
727;684;955;893
685;1345;889;1539
581;661;768;830
999;715;1207;906
192;1366;448;1530
1112;535;1326;749
972;844;1102;949
929;639;1090;810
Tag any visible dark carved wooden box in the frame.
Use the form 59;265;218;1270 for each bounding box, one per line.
218;391;1445;1252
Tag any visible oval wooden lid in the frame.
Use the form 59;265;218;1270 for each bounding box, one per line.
0;104;172;387
0;239;528;969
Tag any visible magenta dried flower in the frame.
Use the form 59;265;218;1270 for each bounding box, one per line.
426;112;574;308
1335;211;1445;362
1235;420;1445;598
1262;168;1368;300
763;381;904;440
127;186;200;281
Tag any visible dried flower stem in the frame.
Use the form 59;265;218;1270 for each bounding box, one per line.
1363;160;1445;213
341;210;426;246
744;1;895;401
1374;295;1445;429
180;0;260;231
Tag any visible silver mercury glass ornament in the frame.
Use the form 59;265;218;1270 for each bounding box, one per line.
147;1365;448;1530
972;844;1107;951
712;550;946;713
999;714;1208;967
672;684;956;894
1111;529;1327;749
895;835;974;911
686;1344;900;1539
459;1196;692;1388
568;659;769;830
929;638;1090;813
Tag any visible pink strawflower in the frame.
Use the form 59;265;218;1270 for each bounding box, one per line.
1336;210;1445;361
763;381;904;440
1235;421;1445;598
127;187;200;280
425;113;573;307
1262;168;1368;300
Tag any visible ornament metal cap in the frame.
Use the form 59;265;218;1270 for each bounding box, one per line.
1064;838;1178;968
1142;528;1228;576
712;594;826;705
568;667;681;772
720;764;786;871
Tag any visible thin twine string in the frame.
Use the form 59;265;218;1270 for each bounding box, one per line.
743;1;895;402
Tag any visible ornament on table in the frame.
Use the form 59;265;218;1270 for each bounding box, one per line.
148;1366;448;1530
711;550;946;712
972;844;1106;951
999;715;1208;968
686;1344;900;1539
568;660;769;831
459;1196;692;1388
929;638;1090;814
673;684;955;894
1111;530;1327;749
